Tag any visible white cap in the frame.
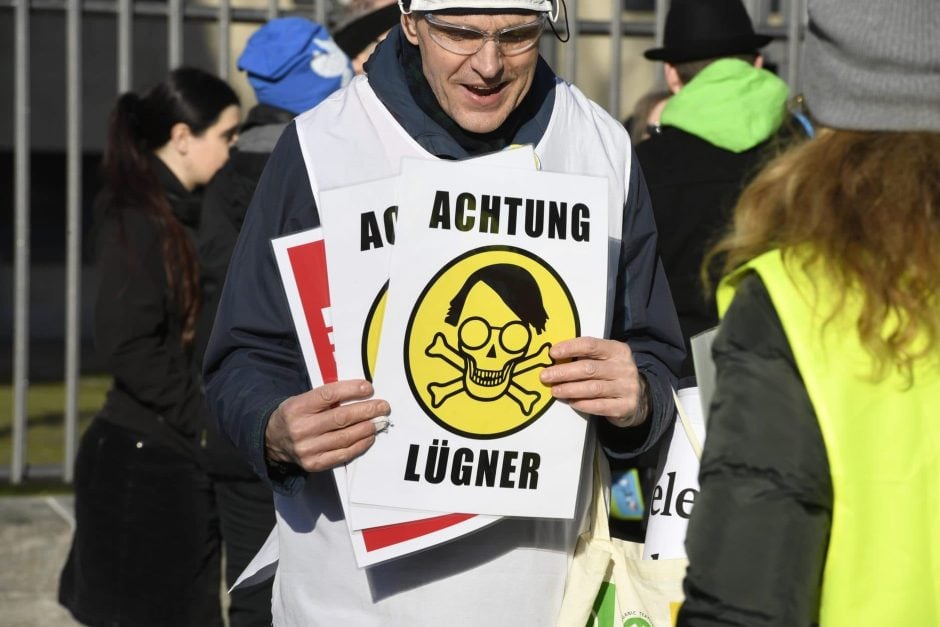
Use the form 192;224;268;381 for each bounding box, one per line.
399;0;552;14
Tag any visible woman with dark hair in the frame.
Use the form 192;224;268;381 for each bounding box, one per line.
59;67;239;627
678;1;939;625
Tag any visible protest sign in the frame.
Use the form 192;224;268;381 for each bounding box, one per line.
319;147;538;529
643;387;706;559
350;159;608;519
272;228;498;566
691;327;718;426
320;177;446;529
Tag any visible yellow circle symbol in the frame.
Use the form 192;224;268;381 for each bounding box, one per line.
405;246;578;438
361;281;388;380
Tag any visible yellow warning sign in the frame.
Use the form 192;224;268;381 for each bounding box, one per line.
403;246;578;438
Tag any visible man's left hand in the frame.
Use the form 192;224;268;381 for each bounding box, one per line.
539;336;649;428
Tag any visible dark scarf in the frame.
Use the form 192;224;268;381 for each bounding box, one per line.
153;156;202;230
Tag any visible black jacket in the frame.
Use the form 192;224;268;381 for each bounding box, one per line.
677;273;832;626
93;159;207;460
636;127;780;381
195;104;295;478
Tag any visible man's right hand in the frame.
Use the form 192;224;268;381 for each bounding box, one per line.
264;380;390;472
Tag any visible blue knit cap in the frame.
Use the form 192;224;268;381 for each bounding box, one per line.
238;17;353;115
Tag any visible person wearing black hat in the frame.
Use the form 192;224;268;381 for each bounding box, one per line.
635;0;794;383
332;0;402;74
679;0;940;623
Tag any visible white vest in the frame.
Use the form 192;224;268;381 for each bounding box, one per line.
271;75;631;627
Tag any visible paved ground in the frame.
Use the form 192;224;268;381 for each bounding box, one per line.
0;340;235;625
1;335;98;625
0;495;234;626
0;495;81;626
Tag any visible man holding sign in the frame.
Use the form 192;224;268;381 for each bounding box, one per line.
204;0;684;622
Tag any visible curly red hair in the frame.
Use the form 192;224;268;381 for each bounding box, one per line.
706;129;940;381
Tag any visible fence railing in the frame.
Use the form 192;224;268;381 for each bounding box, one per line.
3;0;806;483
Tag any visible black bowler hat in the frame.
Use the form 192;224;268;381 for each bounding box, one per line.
644;0;772;63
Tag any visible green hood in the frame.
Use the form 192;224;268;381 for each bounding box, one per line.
660;58;789;153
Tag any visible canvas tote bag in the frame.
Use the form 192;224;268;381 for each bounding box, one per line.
557;390;702;627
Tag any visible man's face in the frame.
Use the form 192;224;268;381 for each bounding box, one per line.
402;11;541;134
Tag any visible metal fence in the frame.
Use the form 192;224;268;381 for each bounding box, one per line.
3;0;806;484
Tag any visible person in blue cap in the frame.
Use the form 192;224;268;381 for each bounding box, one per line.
193;16;351;627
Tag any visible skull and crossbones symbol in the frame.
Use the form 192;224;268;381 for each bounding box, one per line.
423;263;553;415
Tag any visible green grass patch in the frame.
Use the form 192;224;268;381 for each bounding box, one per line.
0;376;109;471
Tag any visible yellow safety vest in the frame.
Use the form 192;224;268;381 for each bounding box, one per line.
717;249;940;625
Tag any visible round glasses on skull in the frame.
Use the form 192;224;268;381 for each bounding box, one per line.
459;317;532;354
457;316;532;400
422;13;547;56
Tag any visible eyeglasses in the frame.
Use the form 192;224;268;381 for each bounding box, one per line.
423;13;546;57
459;317;531;354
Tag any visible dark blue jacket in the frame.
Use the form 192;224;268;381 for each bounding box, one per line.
203;27;684;493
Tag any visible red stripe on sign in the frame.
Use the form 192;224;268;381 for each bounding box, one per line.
286;237;482;554
362;514;477;551
287;241;337;383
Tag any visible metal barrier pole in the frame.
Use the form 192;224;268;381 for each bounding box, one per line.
563;0;578;84
651;0;668;88
741;0;758;21
13;0;31;485
751;0;770;27
169;0;182;68
539;26;557;76
218;0;231;80
787;0;803;91
608;0;622;118
267;0;277;21
314;0;325;29
118;0;132;91
64;0;82;483
654;0;668;47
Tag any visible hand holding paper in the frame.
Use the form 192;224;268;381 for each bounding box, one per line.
540;337;648;427
265;380;390;472
349;159;607;519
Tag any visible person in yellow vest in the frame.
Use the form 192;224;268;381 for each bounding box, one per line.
677;0;940;625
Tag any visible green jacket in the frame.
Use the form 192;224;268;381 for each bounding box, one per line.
661;58;789;153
